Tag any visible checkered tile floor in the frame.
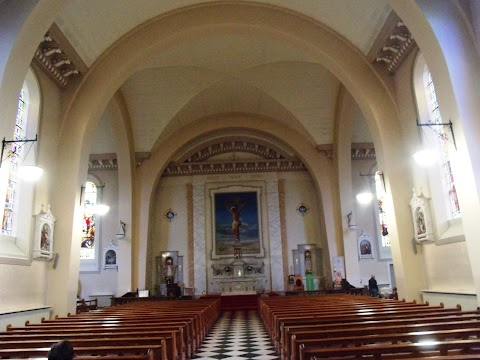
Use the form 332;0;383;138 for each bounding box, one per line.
193;310;279;360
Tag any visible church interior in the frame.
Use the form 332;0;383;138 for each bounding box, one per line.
1;2;480;350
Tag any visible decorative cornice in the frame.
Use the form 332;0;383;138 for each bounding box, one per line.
316;143;376;160
33;23;87;88
88;143;375;173
89;153;117;170
163;158;306;177
163;138;306;177
351;143;376;160
88;152;151;171
367;12;416;75
175;136;292;164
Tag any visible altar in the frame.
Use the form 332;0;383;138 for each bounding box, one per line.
216;278;257;294
209;258;268;294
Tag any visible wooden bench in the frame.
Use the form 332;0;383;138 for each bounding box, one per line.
272;307;468;352
0;298;220;360
291;327;480;360
0;344;163;360
283;314;480;359
8;322;190;359
259;294;480;360
0;332;177;360
76;298;98;313
300;339;480;359
0;329;183;360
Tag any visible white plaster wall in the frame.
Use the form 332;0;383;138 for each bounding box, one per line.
0;261;49;311
150;171;329;292
0;66;61;314
79;169;119;301
151;176;190;289
423;241;475;292
393;49;475;296
281;172;326;277
421;291;478;311
352;160;392;287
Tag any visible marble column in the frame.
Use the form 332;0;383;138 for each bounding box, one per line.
192;182;206;294
267;179;284;291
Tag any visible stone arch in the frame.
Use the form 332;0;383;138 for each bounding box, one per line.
10;1;412;312
137;113;337;290
390;0;480;300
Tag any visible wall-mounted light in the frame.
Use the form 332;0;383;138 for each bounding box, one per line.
414;119;456;167
356;192;373;204
93;204;110;215
356;171;384;204
347;211;357;231
116;220;126;240
1;135;43;181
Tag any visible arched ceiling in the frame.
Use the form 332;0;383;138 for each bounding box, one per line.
55;1;390;67
64;1;383;155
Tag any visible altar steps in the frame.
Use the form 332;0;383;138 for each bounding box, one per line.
200;294;259;311
220;294;259;311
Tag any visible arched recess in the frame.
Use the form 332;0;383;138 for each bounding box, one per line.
104;92;136;296
27;2;416;313
137;113;336;292
389;0;480;301
334;86;361;284
0;0;69;142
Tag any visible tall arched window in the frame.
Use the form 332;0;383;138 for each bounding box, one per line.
413;53;464;243
2;89;27;235
423;71;460;219
81;181;97;260
0;68;41;263
79;177;107;272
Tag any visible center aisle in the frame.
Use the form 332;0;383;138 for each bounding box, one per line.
193;310;279;360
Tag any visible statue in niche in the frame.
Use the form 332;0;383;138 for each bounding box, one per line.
304;250;313;275
416;208;426;235
164;256;177;284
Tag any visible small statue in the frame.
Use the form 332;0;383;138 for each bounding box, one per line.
304;250;313;275
164;256;177;284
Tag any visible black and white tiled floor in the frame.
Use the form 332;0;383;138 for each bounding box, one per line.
193;310;279;360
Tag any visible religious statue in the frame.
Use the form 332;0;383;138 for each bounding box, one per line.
164;256;177;284
225;198;246;242
304;249;313;275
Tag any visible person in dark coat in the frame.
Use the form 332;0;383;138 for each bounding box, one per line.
369;275;379;297
48;340;75;360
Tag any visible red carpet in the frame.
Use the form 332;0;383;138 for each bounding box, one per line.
201;294;259;311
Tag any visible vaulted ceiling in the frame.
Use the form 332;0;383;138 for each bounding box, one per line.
54;1;391;157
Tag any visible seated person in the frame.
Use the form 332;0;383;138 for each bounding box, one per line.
341;278;355;291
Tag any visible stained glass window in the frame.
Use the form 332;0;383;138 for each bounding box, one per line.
2;90;26;235
425;72;460;219
80;181;97;260
375;171;390;247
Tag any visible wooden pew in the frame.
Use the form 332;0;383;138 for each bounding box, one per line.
7;322;189;359
0;329;182;359
76;298;98;313
291;327;480;360
272;307;468;352
0;298;220;360
300;339;480;359
0;332;178;360
0;344;163;360
37;317;197;349
259;294;480;359
282;315;480;359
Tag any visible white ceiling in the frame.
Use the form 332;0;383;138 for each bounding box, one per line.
56;1;388;154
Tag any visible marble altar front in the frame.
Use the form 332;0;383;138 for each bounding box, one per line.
209;259;268;294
